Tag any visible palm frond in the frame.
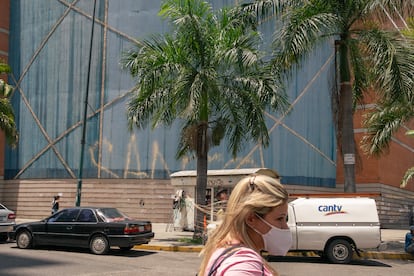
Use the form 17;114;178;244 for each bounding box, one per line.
0;62;11;74
401;129;414;188
401;166;414;188
241;0;302;20
0;63;14;98
272;3;339;73
348;38;370;104
367;0;414;22
159;0;212;23
123;36;185;130
176;121;199;159
0;62;18;146
0;79;14;98
357;29;414;103
0;98;18;146
361;101;414;156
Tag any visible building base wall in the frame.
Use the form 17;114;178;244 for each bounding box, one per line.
0;179;175;223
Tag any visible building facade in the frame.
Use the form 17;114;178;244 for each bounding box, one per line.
0;0;413;227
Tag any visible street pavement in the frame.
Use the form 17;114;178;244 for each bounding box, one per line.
14;219;414;260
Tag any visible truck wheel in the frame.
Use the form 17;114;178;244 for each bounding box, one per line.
89;234;109;255
16;230;33;249
325;239;353;264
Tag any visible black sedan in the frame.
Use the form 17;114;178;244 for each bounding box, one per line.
10;207;154;254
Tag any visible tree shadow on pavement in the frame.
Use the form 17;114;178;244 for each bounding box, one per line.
9;244;157;258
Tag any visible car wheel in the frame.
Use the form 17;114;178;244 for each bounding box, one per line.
16;230;33;249
89;234;109;255
325;239;353;264
119;246;134;251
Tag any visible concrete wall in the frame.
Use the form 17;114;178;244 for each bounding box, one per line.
335;183;414;229
0;179;175;223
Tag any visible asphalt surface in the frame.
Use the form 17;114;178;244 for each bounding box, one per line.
14;219;414;260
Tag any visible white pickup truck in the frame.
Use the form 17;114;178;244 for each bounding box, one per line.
287;196;381;263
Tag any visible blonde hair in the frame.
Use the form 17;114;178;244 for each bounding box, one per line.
198;174;288;275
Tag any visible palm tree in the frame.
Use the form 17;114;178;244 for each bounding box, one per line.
121;0;289;237
0;62;18;146
245;0;414;192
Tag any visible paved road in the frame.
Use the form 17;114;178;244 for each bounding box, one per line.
271;255;414;276
1;241;414;276
0;241;201;276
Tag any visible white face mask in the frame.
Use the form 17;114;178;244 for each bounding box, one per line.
253;215;293;256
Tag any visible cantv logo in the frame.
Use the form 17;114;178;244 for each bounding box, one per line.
318;204;348;216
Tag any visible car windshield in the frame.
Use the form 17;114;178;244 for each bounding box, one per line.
97;208;130;222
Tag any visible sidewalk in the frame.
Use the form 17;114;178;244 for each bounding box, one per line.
14;219;414;260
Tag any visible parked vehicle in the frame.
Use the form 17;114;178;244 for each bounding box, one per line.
0;203;16;242
10;207;154;254
287;196;381;264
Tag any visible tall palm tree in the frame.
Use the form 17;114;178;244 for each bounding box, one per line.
121;0;289;237
245;0;414;192
0;62;18;146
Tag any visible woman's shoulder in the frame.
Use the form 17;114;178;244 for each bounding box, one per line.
215;246;270;275
224;246;263;262
210;245;260;260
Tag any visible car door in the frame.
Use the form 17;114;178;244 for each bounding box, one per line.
45;208;80;246
72;209;99;247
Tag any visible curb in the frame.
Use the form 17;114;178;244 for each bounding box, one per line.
134;244;414;261
358;251;414;261
134;244;203;253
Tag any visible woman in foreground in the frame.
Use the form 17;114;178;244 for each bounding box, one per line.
198;174;292;276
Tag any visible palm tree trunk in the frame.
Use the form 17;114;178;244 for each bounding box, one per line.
194;122;208;239
338;38;356;193
340;81;357;192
